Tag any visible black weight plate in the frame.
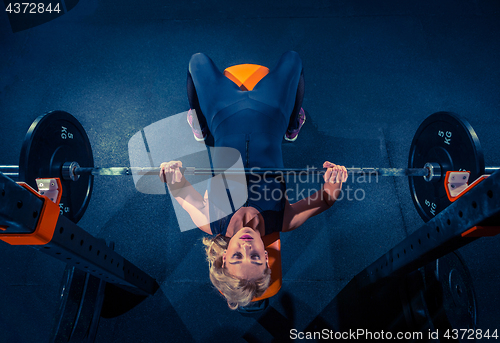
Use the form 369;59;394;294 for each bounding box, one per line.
408;112;485;222
50;265;106;343
49;266;87;342
424;252;477;333
19;111;94;223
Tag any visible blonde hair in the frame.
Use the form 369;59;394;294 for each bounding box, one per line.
202;235;271;310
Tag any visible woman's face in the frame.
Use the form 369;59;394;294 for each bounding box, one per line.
223;227;268;280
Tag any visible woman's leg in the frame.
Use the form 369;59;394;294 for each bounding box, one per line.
252;51;305;133
187;53;240;133
286;71;305;132
187;72;208;132
187;53;216;133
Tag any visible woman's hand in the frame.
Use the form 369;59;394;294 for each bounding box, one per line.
159;161;184;185
323;161;348;185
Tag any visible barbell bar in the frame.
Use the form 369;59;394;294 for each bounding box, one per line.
82;166;433;177
1;110;497;224
0;165;19;178
2;164;498;178
0;165;434;178
79;166;497;176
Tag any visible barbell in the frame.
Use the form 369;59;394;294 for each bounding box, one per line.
0;110;497;223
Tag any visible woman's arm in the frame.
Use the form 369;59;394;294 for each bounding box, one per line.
282;162;347;232
159;161;211;234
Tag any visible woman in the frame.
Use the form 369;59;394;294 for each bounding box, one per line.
160;52;348;309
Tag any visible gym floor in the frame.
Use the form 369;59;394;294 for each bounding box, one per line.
1;1;499;342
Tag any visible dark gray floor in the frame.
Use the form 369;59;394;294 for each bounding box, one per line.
1;1;499;342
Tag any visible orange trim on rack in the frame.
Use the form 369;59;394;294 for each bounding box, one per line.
0;180;61;245
224;64;270;91
461;226;500;238
445;171;489;202
444;172;499;238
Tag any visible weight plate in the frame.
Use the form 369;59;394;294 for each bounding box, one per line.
50;264;106;342
19;111;94;223
408;112;485;222
49;265;87;341
424;252;477;332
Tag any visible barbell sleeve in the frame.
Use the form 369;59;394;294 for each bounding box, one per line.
485;167;500;174
0;165;19;178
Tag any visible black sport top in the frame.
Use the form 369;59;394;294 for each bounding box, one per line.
208;175;287;236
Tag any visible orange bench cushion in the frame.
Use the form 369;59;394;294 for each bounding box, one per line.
252;232;282;302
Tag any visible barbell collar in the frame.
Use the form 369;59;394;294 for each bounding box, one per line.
62;162;80;181
423;162;441;182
